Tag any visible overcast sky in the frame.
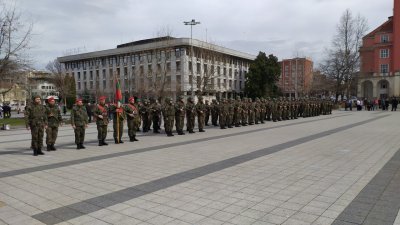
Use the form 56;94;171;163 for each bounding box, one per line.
16;0;393;70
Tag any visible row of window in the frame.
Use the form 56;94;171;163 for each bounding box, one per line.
380;49;389;58
71;62;247;81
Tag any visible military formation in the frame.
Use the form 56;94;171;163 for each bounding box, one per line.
25;95;333;156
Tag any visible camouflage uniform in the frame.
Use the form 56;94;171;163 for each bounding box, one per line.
219;99;228;129
124;99;140;141
93;102;109;146
186;97;196;133
25;98;47;155
71;103;88;149
211;99;219;126
150;99;161;133
162;98;175;136
227;99;234;128
175;97;186;135
110;104;126;144
234;97;242;127
140;99;151;132
204;100;211;126
45;103;62;151
195;96;206;132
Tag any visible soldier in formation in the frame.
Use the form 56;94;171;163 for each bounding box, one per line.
124;97;140;142
93;96;109;146
25;96;47;156
71;99;88;150
45;97;62;151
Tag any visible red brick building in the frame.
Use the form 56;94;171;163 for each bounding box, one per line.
358;0;400;99
278;58;313;98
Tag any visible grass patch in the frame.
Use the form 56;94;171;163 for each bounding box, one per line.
0;118;26;127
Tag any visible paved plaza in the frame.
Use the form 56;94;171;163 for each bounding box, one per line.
0;110;399;225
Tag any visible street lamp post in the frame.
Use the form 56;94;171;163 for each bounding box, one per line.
184;19;200;96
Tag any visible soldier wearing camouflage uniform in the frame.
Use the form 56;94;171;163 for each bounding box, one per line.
71;99;88;150
25;96;47;156
218;99;228;129
45;97;62;151
227;99;234;128
241;97;248;126
211;99;219;126
234;97;242;127
124;97;140;142
163;98;175;136
150;98;162;133
175;96;186;135
204;100;211;126
93;96;109;146
110;103;125;144
195;96;206;132
140;99;151;132
186;97;196;133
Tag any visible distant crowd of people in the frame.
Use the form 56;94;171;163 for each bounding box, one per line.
0;103;11;118
344;97;399;111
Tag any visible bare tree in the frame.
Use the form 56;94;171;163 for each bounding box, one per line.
320;9;367;101
0;1;33;78
46;59;67;103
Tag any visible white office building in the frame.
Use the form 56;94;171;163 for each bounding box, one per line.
58;37;255;102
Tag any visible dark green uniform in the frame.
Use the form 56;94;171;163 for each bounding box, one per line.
234;98;242;127
124;102;140;141
175;98;185;135
45;104;62;151
71;104;88;149
25;101;47;155
211;99;219;126
150;101;162;133
219;99;228;129
204;100;211;126
227;99;234;128
162;98;175;136
140;100;151;132
110;104;125;144
195;97;206;132
186;97;196;133
93;103;109;146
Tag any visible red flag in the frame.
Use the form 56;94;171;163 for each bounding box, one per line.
115;77;122;103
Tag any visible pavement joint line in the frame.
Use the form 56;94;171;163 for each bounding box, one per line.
31;114;389;225
0;112;350;144
332;147;400;225
0;114;350;175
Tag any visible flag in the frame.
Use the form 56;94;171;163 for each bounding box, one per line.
115;77;122;103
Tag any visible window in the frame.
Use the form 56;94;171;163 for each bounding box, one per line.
176;61;181;72
83;71;87;80
77;72;81;80
197;63;201;74
380;49;389;58
78;82;81;90
102;69;106;79
41;86;45;89
103;80;106;88
381;35;389;43
90;71;93;80
90;81;93;89
380;64;389;74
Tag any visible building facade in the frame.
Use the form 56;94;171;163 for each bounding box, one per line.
278;58;313;98
27;71;59;101
358;0;400;99
58;37;255;102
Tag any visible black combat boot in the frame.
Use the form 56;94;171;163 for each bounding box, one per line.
199;129;205;132
77;144;81;150
99;140;103;146
102;139;108;145
33;148;38;156
133;136;139;141
80;143;86;149
130;137;135;142
167;132;174;137
119;139;124;144
51;144;57;151
47;145;51;151
115;139;120;144
37;148;45;155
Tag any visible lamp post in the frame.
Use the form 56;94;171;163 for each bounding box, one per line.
184;19;200;96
